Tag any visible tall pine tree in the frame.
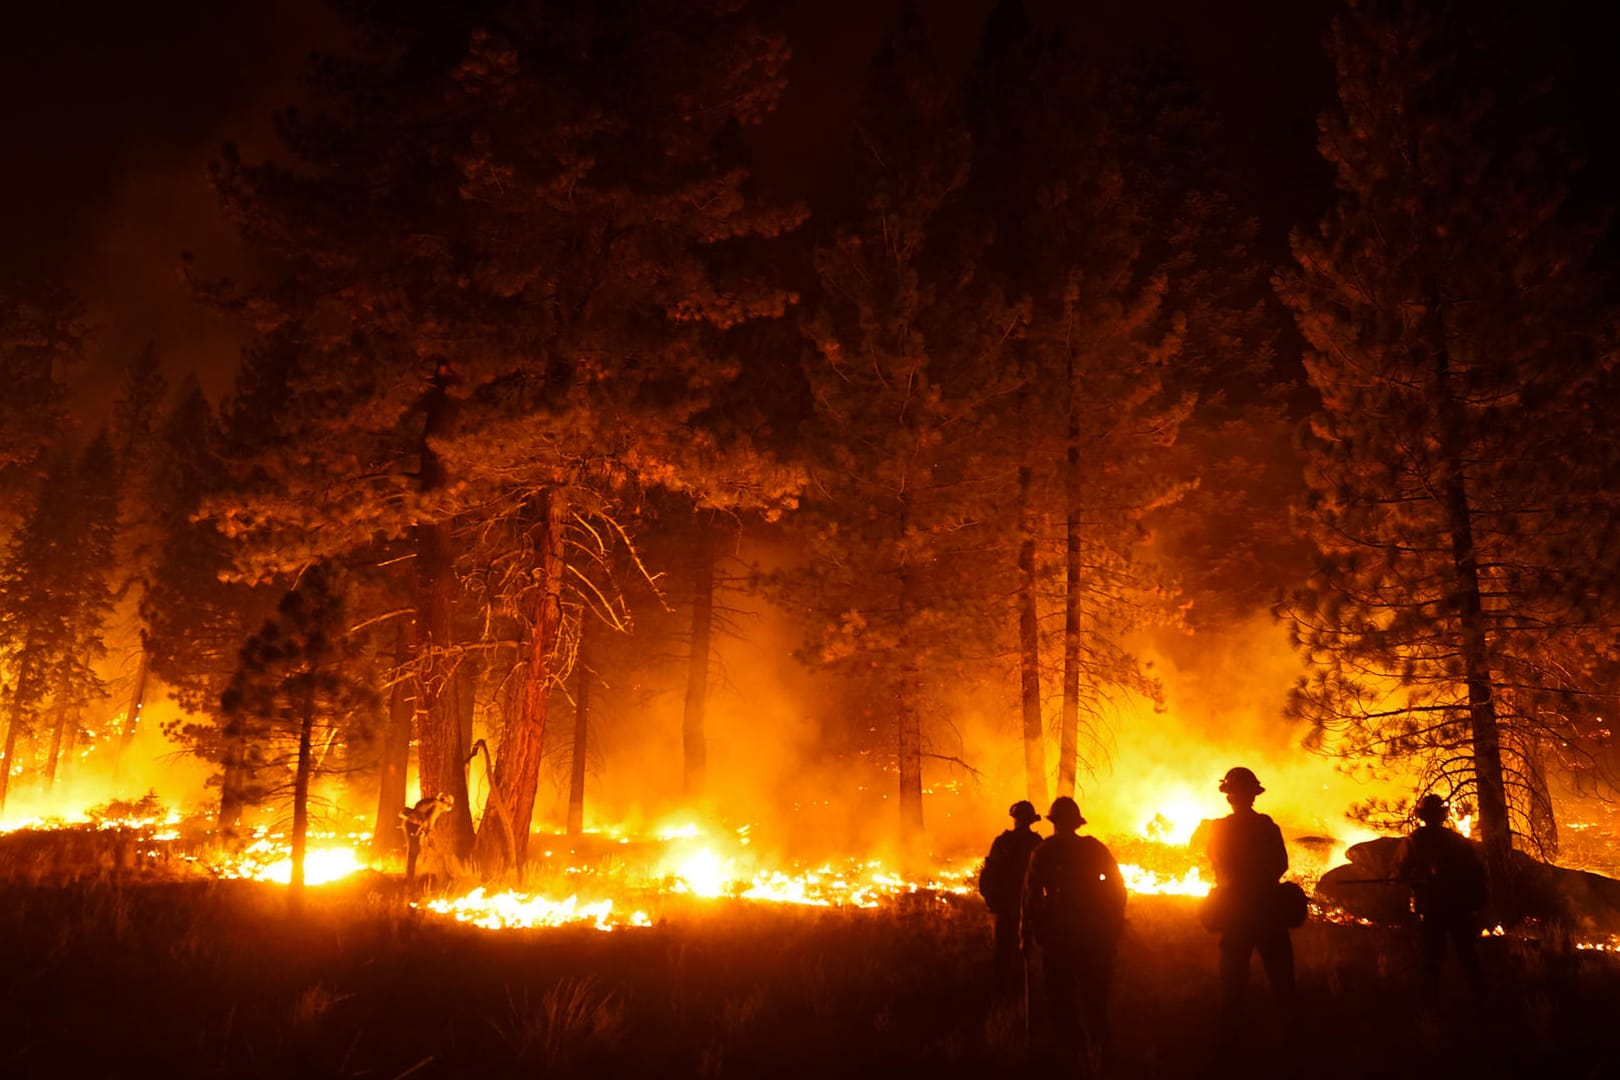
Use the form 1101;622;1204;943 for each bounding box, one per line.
1278;0;1620;893
788;9;1015;848
204;0;800;868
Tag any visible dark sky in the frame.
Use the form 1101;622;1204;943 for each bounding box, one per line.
1;0;1613;421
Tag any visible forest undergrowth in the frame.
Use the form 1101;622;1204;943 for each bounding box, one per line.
1;852;1617;1080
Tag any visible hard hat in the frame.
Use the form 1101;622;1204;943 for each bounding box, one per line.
1008;800;1040;825
1415;793;1448;824
1045;796;1086;827
1219;766;1264;795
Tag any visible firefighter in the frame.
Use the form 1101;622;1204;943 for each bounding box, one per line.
1021;796;1127;1067
978;799;1044;997
1396;793;1486;1006
1207;766;1294;1042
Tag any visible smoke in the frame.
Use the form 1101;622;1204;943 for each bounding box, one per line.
510;546;1412;872
0;687;213;828
930;610;1413;863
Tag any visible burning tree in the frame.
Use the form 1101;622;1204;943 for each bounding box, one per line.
0;436;118;807
202;0;800;869
1279;0;1620;890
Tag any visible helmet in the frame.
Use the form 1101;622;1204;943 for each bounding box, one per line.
1415;793;1448;824
1045;796;1086;828
1008;800;1040;825
1219;766;1264;795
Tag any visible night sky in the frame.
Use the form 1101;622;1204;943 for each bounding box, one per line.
3;0;1616;417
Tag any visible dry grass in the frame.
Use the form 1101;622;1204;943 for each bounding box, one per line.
0;833;1617;1080
492;976;626;1070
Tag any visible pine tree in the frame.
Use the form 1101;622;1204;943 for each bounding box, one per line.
787;8;1015;848
1278;0;1620;893
0;282;82;532
220;562;374;907
146;376;276;828
968;5;1193;800
202;0;801;867
108;343;168;755
0;434;118;806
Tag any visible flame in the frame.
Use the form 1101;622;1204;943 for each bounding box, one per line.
670;848;728;898
1118;863;1210;897
423;888;649;931
213;839;366;886
1138;793;1217;847
203;826;371;886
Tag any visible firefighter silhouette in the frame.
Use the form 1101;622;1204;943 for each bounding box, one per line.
978;799;1044;997
1396;793;1487;1005
1205;767;1295;1045
1021;796;1126;1068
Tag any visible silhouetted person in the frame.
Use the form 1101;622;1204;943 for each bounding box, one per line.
1022;796;1126;1068
979;799;1044;997
1396;793;1486;1007
1207;766;1294;1045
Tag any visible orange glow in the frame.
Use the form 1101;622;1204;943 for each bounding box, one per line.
207;831;368;886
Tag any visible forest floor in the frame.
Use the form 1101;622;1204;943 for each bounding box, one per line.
1;866;1617;1080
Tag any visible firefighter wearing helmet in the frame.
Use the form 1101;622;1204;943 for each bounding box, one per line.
1021;796;1126;1067
977;800;1045;996
1206;766;1295;1048
1396;793;1486;1006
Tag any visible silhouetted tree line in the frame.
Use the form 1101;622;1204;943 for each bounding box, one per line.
0;0;1614;903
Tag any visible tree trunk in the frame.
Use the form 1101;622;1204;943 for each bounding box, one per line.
289;667;318;912
566;616;591;837
682;525;714;802
120;639;149;752
59;710;79;785
897;680;924;853
0;704;19;812
1430;297;1513;896
1017;408;1048;809
371;623;413;858
478;488;566;870
219;716;249;835
1058;364;1083;798
45;699;69;789
411;368;473;857
891;482;925;854
1;664;45;811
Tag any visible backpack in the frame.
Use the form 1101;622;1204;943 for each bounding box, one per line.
1028;835;1125;946
977;831;1032;915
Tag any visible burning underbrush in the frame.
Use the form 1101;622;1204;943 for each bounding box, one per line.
0;797;1359;934
4;792;1617;960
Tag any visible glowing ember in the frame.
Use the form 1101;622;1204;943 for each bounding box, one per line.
415;854;980;932
422;887;650;931
0;809;182;837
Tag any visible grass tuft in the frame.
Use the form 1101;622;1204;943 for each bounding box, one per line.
492;976;626;1070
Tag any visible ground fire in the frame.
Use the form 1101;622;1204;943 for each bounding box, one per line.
6;2;1620;1076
